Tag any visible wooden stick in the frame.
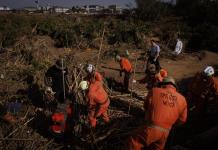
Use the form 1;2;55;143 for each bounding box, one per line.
90;128;100;150
70;65;84;89
20;107;30;120
61;58;66;100
128;58;138;115
95;23;106;70
5;117;34;138
0;138;47;142
39;139;54;150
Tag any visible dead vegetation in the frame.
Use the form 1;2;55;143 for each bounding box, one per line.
0;33;150;150
0;13;218;150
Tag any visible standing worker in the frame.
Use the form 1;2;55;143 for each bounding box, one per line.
86;64;103;83
116;55;133;92
146;39;161;72
45;59;69;103
127;77;187;150
79;80;110;128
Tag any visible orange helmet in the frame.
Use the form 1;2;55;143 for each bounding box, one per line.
160;69;168;78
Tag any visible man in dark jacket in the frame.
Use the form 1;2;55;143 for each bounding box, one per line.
45;59;69;103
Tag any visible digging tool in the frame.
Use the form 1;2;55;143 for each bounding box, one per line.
61;58;66;100
5;117;35;138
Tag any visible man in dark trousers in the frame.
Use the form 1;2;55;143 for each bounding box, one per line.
146;39;161;73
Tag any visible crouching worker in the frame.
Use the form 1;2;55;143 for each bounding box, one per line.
50;103;74;137
127;77;187;150
188;66;218;116
79;80;110;128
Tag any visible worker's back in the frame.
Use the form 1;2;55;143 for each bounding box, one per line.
94;71;103;82
189;72;214;96
145;85;187;129
88;71;103;83
120;58;132;72
88;81;108;105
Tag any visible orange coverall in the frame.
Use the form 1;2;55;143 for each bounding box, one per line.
89;71;103;83
120;58;133;73
128;85;187;150
87;81;110;128
120;57;132;91
213;77;218;96
188;73;218;114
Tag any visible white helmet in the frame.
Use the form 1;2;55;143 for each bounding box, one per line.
203;66;214;76
79;81;89;90
86;64;94;73
116;55;121;61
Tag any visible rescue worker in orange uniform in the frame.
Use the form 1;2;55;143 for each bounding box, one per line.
79;80;110;128
127;77;187;150
188;66;218;115
50;103;74;137
116;55;133;92
86;64;103;83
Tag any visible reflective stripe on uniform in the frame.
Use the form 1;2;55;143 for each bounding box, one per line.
147;123;170;132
